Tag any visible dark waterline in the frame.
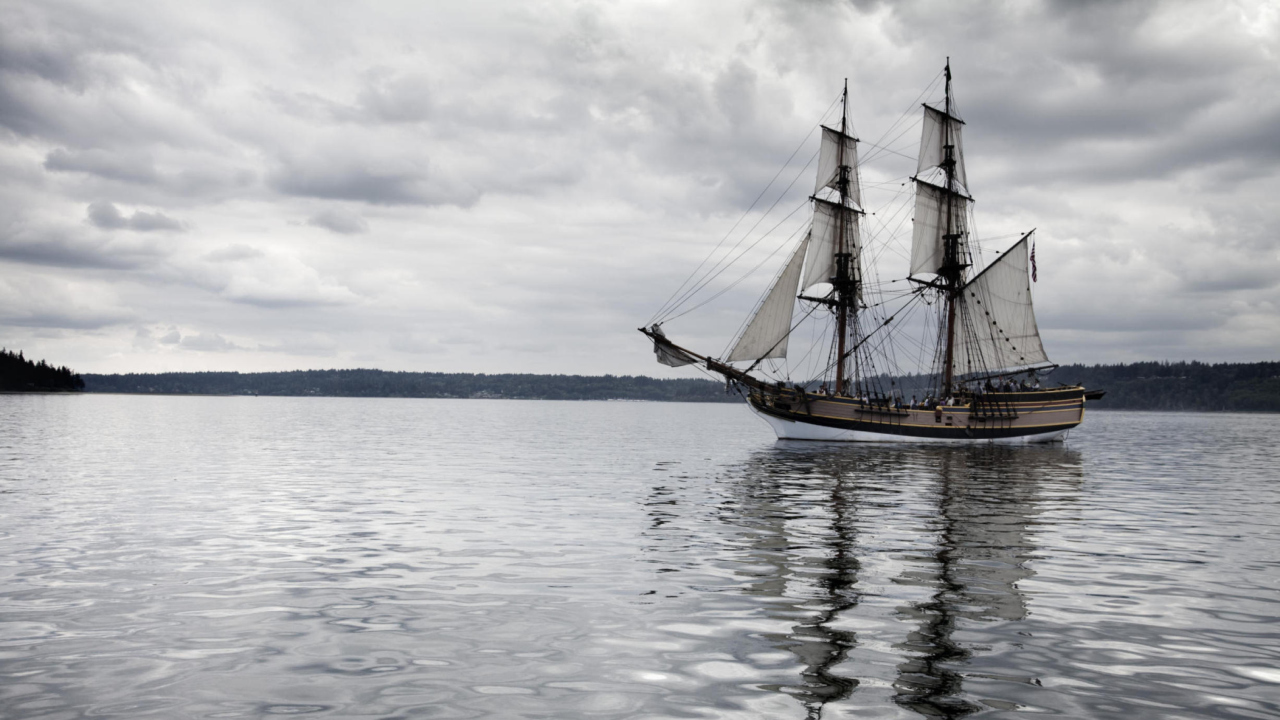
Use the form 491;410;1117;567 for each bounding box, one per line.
1;395;1277;718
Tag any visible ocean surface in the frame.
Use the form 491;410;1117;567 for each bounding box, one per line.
1;395;1277;719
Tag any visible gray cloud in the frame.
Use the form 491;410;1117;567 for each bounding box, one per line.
1;312;128;330
0;271;136;330
204;244;265;262
86;201;184;232
46;149;160;184
353;73;436;124
389;332;448;355
307;208;369;234
0;308;134;330
0;222;166;269
269;152;479;207
128;209;185;232
179;332;239;352
256;334;339;356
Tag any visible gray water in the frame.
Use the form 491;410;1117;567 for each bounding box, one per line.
1;395;1277;719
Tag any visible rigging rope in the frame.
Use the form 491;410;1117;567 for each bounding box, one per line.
647;95;842;325
662;199;812;325
653;151;818;325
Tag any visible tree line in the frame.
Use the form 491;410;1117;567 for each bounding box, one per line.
81;368;741;402
1045;361;1280;412
1;349;85;391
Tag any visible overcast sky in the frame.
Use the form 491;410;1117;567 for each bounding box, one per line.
2;0;1277;376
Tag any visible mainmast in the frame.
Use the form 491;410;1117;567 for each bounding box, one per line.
833;79;857;395
909;61;1050;389
939;59;965;397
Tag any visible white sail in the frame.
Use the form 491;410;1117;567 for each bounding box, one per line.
802;198;859;291
727;233;810;362
654;344;697;367
953;236;1050;377
803;214;832;290
918;105;967;192
814;126;861;207
909;180;969;276
651;330;698;367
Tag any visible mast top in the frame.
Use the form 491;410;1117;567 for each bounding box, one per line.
944;60;952;116
841;78;848;131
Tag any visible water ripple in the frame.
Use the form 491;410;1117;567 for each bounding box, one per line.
1;396;1278;718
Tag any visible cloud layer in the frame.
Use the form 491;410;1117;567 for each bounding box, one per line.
1;0;1277;375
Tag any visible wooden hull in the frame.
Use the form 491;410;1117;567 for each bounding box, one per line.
747;387;1085;444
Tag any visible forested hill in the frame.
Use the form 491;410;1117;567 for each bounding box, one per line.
1;349;85;391
82;369;739;403
1045;361;1280;412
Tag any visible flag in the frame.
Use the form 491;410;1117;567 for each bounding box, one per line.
1030;240;1037;283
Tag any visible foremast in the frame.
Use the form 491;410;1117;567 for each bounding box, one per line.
646;79;865;395
800;80;865;396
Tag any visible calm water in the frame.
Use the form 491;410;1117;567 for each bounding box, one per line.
1;395;1278;719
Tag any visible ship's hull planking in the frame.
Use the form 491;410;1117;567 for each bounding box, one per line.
747;387;1085;444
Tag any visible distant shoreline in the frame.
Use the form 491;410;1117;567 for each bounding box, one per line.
80;369;742;404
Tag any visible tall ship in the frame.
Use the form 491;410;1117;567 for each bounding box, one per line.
642;63;1097;443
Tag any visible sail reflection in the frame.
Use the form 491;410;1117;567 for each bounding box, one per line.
703;442;1083;719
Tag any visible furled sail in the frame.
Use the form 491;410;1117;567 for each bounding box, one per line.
649;325;698;367
952;236;1050;377
909;180;970;276
814;126;861;207
802;198;860;291
917;105;967;192
726;234;810;362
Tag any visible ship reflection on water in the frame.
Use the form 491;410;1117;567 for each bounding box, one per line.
677;442;1083;718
